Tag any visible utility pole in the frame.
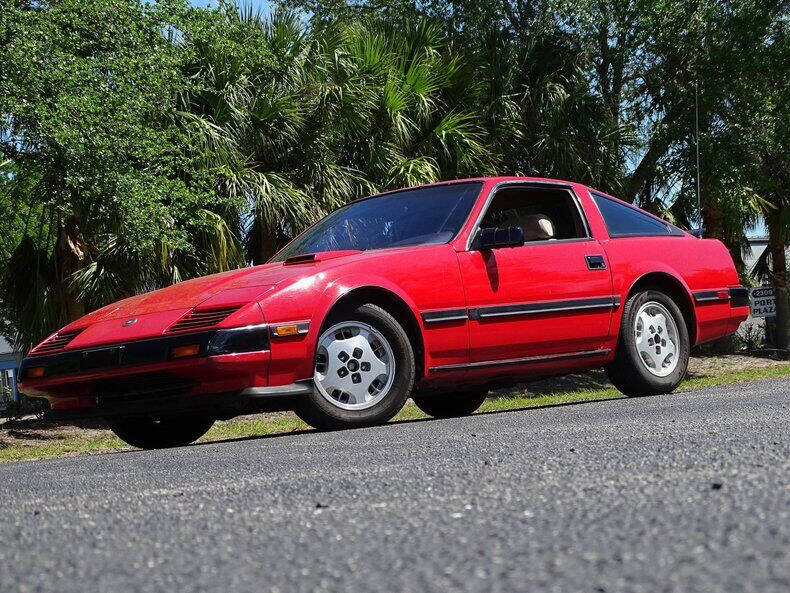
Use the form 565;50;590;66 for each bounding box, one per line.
695;82;702;235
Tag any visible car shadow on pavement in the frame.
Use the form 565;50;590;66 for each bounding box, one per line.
190;394;627;450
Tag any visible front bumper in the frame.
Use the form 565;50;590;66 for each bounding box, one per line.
17;325;296;415
42;380;314;421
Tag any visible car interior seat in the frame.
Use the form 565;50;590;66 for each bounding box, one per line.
518;213;555;241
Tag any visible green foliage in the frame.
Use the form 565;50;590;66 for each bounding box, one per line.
1;387;48;420
182;9;498;261
0;0;786;349
0;0;240;348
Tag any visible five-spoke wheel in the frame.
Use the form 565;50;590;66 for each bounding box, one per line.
314;322;395;410
295;303;415;430
606;289;689;397
634;301;680;377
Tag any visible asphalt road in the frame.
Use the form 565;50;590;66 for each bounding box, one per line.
1;379;788;593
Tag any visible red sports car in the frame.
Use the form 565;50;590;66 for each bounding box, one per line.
19;177;749;448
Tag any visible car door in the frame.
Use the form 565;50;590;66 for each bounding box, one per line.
456;183;614;363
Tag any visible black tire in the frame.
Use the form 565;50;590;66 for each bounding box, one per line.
295;303;415;430
605;289;690;397
412;390;488;418
107;414;214;449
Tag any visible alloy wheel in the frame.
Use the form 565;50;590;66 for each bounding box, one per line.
314;322;396;410
633;301;680;377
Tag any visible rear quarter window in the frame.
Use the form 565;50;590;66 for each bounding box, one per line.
591;192;681;238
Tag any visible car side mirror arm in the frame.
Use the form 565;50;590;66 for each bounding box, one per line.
472;226;525;251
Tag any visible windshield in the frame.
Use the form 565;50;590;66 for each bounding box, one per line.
271;182;483;261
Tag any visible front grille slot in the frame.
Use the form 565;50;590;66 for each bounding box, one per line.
94;373;195;406
32;330;82;354
167;307;239;333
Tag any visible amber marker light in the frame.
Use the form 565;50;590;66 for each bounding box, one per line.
25;366;46;379
272;324;299;337
170;344;200;359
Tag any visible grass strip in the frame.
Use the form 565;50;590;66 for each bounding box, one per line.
1;364;787;463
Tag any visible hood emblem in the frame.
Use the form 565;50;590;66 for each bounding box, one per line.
122;317;138;327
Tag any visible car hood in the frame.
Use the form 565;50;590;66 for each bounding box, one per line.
74;250;366;326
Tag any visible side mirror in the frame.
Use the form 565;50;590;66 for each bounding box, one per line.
473;226;525;250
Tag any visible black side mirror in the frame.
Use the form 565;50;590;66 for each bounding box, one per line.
473;226;525;250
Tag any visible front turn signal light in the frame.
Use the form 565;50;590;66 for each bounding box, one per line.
169;344;200;359
25;366;46;379
272;324;299;337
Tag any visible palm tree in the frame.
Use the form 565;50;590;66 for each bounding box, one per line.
470;20;631;193
182;7;495;262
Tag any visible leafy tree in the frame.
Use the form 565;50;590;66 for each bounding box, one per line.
0;0;239;349
184;7;495;262
1;0;787;350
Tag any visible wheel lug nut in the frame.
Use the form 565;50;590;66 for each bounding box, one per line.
361;362;370;372
352;348;363;359
351;373;361;384
337;367;349;377
338;351;349;362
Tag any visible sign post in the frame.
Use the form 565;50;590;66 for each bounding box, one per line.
750;286;776;318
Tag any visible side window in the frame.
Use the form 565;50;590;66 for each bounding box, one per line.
592;192;673;237
480;187;588;241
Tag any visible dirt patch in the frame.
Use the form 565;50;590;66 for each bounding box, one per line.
0;418;110;448
688;353;787;374
484;353;788;398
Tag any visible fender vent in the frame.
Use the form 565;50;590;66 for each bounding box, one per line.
31;330;82;354
167;306;239;333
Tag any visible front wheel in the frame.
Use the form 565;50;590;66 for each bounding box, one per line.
412;390;488;418
107;414;214;449
295;303;415;430
606;289;690;397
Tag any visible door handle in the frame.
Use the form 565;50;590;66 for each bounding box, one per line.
585;255;606;270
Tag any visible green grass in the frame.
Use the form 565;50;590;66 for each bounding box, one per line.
1;363;787;463
0;434;126;464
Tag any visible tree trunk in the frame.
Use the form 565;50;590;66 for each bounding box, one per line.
54;215;87;323
256;222;279;265
624;103;685;203
767;212;789;350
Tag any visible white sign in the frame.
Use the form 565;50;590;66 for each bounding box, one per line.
750;286;776;318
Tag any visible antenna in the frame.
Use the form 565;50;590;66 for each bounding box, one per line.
694;81;703;237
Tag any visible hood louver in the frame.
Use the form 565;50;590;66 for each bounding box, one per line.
32;330;83;354
283;253;317;265
167;306;240;333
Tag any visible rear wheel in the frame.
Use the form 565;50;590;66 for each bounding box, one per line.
107;414;214;449
606;289;690;396
412;390;488;418
295;303;415;430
